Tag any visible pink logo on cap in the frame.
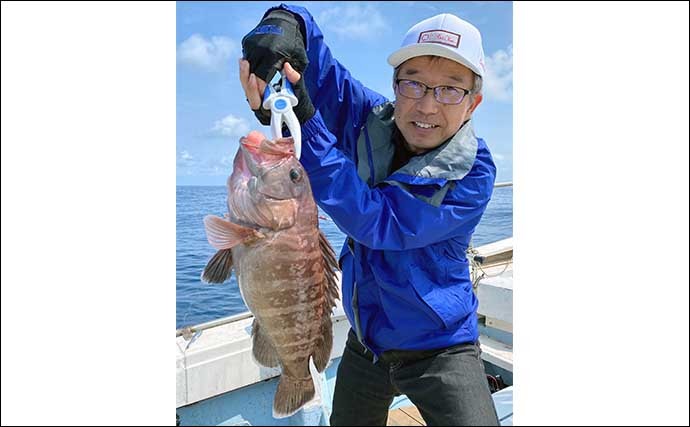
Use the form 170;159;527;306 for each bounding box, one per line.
418;30;461;48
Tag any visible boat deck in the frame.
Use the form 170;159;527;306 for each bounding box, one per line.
387;385;514;426
176;238;514;426
388;405;425;426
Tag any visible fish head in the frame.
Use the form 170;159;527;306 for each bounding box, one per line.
227;131;312;230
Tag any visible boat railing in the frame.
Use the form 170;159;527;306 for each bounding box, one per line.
176;181;512;338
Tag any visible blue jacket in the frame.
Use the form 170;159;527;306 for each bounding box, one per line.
273;4;496;357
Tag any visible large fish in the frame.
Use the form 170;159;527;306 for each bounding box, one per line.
201;130;340;418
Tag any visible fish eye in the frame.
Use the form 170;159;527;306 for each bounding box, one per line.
289;168;302;183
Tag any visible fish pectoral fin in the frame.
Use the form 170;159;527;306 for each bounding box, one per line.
203;215;265;250
201;249;233;284
251;319;280;368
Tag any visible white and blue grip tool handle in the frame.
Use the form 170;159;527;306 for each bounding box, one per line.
262;73;302;159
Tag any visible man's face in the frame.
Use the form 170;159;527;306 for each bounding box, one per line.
393;56;482;154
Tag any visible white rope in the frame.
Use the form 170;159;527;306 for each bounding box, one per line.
467;244;513;290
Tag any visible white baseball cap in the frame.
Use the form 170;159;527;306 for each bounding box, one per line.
388;13;486;78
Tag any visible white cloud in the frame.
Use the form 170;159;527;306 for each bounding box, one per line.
177;34;236;72
177;150;197;172
483;44;513;102
210;114;250;139
493;152;505;161
317;4;389;40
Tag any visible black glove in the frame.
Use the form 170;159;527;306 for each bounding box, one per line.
242;9;314;125
242;9;308;82
285;73;315;125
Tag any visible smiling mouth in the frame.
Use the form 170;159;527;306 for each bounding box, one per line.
412;121;439;129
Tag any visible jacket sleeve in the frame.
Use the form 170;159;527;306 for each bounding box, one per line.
268;4;388;161
300;112;496;251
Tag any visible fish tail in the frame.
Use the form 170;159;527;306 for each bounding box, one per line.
273;375;315;418
201;249;233;284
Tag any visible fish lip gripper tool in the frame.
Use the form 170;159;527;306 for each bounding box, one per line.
262;71;301;159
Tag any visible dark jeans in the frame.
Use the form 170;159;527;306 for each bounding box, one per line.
330;330;500;426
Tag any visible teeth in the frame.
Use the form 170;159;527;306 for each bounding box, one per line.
414;122;436;129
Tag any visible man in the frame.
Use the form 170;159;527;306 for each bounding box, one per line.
240;5;499;426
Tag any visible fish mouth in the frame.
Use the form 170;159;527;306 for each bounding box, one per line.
260;192;292;202
239;134;262;162
240;134;262;152
239;131;266;170
240;133;294;155
241;137;295;178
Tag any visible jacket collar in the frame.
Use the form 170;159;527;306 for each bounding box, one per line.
393;119;478;182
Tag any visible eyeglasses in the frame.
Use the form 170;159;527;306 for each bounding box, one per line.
395;79;471;105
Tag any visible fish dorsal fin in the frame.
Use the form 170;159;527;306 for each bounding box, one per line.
203;215;265;250
318;229;340;312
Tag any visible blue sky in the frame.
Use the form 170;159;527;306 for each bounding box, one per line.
177;1;513;185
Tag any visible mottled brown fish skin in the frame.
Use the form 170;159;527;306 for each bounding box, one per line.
233;194;327;379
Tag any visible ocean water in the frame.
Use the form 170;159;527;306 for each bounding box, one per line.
176;185;512;329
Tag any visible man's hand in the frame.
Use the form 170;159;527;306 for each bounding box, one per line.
239;60;315;125
239;58;270;124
